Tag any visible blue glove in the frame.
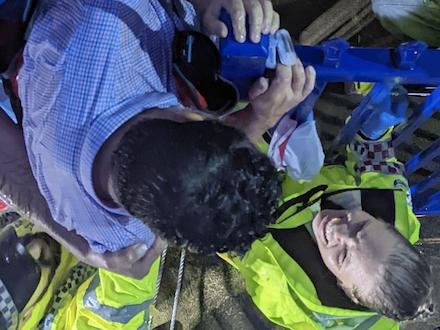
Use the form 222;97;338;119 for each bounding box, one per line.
360;84;409;140
289;80;327;124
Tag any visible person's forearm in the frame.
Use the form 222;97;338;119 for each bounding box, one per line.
0;110;92;261
187;0;208;14
27;205;92;263
223;105;273;144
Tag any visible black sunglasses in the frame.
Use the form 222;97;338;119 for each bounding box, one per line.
173;30;239;116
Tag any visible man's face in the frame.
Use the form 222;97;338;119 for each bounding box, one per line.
312;209;401;299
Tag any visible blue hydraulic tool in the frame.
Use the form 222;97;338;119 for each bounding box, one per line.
219;9;296;100
219;11;440;97
219;12;440;216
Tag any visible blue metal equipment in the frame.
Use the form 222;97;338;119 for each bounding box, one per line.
331;82;440;216
219;9;296;100
220;34;440;98
219;13;440;216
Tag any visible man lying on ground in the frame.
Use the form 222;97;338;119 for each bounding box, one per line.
221;88;433;330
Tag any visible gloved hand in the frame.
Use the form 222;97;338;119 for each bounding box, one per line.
289;80;326;124
360;84;409;140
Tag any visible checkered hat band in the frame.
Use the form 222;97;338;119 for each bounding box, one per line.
0;278;18;330
40;263;96;330
350;140;394;161
355;161;405;176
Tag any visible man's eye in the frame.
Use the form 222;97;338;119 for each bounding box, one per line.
355;221;368;238
338;249;347;266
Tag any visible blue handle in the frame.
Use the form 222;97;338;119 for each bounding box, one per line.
219;9;270;99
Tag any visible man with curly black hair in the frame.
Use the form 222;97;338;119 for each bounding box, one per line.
2;0;316;327
110;119;281;255
15;0;315;276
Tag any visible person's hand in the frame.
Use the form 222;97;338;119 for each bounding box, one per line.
82;237;167;279
243;60;316;141
195;0;280;42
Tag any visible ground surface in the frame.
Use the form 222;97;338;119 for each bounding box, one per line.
153;1;440;328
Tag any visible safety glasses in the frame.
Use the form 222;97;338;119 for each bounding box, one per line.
172;30;239;116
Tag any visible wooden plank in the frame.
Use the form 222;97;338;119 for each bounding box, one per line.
299;0;370;45
330;4;375;40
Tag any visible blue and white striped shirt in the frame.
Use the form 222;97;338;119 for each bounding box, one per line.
19;0;197;252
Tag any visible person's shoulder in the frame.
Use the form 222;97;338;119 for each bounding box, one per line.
27;0;128;51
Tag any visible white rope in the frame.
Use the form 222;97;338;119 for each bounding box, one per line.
148;247;168;329
169;247;186;330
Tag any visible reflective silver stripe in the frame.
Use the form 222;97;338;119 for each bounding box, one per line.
83;276;152;324
137;312;149;330
354;314;381;330
0;278;18;330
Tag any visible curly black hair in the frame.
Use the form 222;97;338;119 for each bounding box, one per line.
112;119;281;255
